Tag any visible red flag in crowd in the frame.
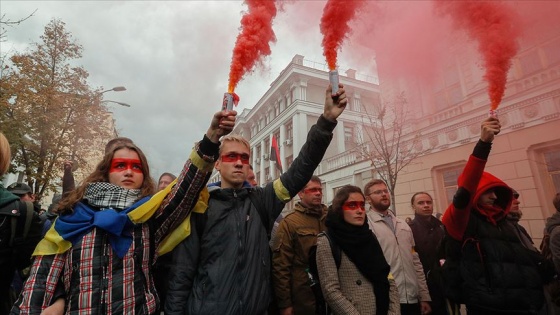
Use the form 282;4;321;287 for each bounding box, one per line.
270;135;282;174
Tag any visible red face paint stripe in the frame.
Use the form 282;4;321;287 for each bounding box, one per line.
110;158;143;173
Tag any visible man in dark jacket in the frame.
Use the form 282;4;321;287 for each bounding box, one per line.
0;133;43;314
408;192;446;315
442;117;549;314
165;84;347;315
506;189;539;252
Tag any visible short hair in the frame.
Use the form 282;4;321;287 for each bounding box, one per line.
158;172;177;182
554;193;560;212
0;132;11;176
104;137;133;154
364;179;387;196
219;134;250;155
330;185;364;218
410;192;433;205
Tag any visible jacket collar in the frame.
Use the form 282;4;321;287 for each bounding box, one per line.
294;202;327;217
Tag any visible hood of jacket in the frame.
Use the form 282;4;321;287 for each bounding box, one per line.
293;201;327;217
0;185;20;208
463;171;513;221
545;212;560;234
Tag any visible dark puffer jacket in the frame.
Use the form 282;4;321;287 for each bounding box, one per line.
442;140;546;314
166;115;336;315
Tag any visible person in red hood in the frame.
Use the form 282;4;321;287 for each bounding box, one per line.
441;117;551;315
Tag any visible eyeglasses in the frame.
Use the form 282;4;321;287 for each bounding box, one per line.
369;189;389;196
221;153;250;164
303;187;322;194
342;201;366;211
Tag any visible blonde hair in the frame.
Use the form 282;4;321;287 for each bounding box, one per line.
219;134;250;155
0;133;11;176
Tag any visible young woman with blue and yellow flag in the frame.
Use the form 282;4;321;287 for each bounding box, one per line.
11;109;237;315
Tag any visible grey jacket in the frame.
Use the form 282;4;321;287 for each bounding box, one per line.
165;115;337;315
546;212;560;274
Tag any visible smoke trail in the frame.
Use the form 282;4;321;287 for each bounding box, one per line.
228;0;277;93
435;1;520;110
320;0;366;70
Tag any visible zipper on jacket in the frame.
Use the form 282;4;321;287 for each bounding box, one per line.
234;190;244;313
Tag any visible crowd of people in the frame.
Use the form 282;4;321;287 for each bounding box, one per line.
1;83;559;315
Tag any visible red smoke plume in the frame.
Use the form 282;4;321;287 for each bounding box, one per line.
320;0;366;71
436;1;520;110
228;0;277;93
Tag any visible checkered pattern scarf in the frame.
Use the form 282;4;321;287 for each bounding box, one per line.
84;182;142;210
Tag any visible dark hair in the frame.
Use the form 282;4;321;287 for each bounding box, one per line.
364;179;387;196
330;185;365;218
309;175;321;185
554;193;560;212
410;192;433;205
57;142;155;214
104;137;133;154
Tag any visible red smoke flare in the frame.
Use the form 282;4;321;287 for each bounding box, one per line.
436;1;520;110
228;0;277;93
320;0;366;71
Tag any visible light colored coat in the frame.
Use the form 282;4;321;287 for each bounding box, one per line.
316;234;400;315
367;210;431;304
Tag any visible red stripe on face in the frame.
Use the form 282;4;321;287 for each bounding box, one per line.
342;201;366;211
110;158;143;173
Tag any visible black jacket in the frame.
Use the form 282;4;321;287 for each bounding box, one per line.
445;211;546;314
165;115;336;315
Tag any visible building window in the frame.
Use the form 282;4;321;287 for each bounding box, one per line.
344;125;355;142
286;122;293;140
256;145;261;161
286;155;293;169
544;149;560;192
264;167;270;182
264;138;270;156
442;167;463;206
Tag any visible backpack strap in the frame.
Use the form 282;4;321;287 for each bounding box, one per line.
22;201;34;240
8;201;34;247
10;216;17;247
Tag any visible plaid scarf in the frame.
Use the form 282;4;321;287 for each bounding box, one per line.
84;182;142;210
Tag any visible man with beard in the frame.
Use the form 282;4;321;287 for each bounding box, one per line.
271;176;327;315
365;179;431;315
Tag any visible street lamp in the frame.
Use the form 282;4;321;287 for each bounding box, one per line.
99;86;127;94
101;100;131;107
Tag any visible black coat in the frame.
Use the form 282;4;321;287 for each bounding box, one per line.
165;115;337;315
444;211;546;314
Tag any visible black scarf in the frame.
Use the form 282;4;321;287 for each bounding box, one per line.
325;208;390;315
